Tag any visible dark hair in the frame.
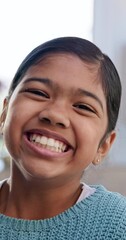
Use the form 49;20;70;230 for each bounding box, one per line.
8;36;121;134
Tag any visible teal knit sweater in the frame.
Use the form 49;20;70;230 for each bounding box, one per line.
0;185;126;239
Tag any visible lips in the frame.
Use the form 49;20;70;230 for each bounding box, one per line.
25;129;72;153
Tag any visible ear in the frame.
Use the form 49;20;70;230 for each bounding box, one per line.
92;131;116;165
0;97;9;132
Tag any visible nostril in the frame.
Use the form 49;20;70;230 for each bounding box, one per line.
39;117;66;128
56;122;65;128
41;117;51;124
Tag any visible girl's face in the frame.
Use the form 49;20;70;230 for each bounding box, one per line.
2;54;115;184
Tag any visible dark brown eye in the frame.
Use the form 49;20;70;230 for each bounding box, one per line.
24;88;49;98
74;104;95;113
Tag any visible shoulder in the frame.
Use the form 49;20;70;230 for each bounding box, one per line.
75;185;126;218
90;186;126;231
76;185;126;238
78;184;126;223
89;185;126;210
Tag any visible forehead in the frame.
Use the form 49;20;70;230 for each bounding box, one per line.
25;53;101;85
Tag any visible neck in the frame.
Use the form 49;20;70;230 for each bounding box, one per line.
1;174;82;220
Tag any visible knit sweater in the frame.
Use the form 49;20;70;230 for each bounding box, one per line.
0;185;126;239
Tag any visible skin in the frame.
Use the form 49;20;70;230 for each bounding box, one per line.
0;54;116;219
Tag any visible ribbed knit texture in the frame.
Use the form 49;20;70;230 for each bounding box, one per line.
0;185;126;239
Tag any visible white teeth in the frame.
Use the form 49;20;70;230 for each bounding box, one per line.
30;134;37;141
29;134;68;153
40;136;48;145
59;142;63;148
47;138;55;147
54;140;60;152
62;145;66;152
36;136;41;143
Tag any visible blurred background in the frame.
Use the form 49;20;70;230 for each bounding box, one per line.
0;0;126;194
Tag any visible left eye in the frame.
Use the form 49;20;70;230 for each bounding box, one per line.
73;104;95;113
24;88;49;98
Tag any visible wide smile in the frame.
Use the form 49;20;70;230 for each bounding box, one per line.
28;133;68;153
24;129;73;155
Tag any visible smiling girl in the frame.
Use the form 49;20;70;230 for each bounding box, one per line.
0;37;125;239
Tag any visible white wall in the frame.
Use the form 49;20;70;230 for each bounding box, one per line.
0;0;93;84
93;0;126;166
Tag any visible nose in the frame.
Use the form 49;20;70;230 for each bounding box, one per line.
38;104;70;128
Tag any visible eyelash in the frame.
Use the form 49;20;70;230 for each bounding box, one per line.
73;104;96;113
24;88;49;98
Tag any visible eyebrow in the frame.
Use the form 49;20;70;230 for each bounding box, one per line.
24;77;103;111
24;77;53;88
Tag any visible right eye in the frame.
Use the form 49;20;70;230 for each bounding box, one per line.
24;88;49;98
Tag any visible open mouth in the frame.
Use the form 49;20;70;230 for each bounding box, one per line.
26;132;69;153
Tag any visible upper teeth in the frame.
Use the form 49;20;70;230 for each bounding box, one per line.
29;134;67;152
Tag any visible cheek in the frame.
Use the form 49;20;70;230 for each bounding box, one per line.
2;98;40;158
74;119;104;162
3;117;19;158
3;104;25;157
77;120;103;145
4;98;35;131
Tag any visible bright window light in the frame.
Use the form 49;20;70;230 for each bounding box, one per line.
0;0;94;84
